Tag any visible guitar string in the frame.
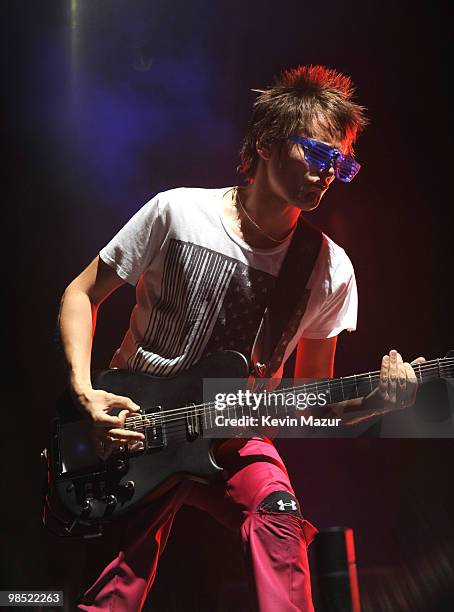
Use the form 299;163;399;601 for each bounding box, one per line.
123;365;454;432
130;363;452;440
115;366;451;443
82;360;453;458
133;357;452;424
121;370;454;432
122;360;453;430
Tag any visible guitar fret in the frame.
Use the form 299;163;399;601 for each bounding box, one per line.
417;364;423;384
326;381;332;404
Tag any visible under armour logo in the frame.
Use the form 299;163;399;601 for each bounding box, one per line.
277;499;297;512
258;491;301;516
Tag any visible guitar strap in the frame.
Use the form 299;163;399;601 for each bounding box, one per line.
251;214;323;378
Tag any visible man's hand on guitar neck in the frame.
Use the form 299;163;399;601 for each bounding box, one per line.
332;349;426;425
73;385;146;460
370;349;426;411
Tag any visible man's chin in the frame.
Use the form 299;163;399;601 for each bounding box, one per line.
294;192;323;212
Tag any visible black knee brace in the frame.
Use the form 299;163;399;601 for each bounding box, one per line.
257;491;302;516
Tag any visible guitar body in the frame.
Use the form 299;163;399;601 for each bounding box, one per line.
43;351;249;535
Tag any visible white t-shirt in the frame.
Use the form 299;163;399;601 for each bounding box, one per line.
100;187;357;377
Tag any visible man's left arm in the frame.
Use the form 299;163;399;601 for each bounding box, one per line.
294;337;425;425
294;336;338;380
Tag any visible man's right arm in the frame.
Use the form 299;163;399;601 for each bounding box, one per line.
59;255;145;457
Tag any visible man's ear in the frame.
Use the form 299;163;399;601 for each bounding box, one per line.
256;135;272;161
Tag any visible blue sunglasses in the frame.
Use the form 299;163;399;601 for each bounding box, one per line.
288;135;361;183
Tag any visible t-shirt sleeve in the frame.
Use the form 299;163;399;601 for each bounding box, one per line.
99;194;163;285
301;248;358;339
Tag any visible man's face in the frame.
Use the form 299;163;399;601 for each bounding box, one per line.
261;128;343;212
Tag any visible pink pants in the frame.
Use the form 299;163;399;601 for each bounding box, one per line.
78;438;317;611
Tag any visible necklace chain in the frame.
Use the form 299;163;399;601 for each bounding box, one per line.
234;187;294;244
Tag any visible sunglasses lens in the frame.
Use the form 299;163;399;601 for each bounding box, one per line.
335;157;361;182
305;142;334;171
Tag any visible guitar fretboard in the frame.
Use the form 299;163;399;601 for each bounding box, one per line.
123;356;454;434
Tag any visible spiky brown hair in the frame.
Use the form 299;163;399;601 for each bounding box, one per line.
239;65;368;180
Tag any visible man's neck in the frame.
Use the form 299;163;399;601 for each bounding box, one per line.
245;180;300;236
223;185;298;250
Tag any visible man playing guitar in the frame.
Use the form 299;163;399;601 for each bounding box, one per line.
59;65;424;611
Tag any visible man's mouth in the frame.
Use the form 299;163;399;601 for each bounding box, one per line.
302;185;324;195
309;183;326;192
299;184;325;198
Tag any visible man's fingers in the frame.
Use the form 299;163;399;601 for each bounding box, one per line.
379;354;390;402
380;350;408;406
403;362;418;406
397;361;407;389
92;398;141;429
376;349;422;412
94;429;145;460
388;350;399;403
92;412;123;428
117;409;132;428
411;356;426;365
396;359;408;407
107;393;140;413
108;427;145;442
127;440;145;452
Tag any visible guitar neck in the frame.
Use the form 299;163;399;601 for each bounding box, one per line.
123;355;453;431
220;356;454;422
271;357;451;405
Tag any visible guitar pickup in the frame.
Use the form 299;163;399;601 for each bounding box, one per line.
142;407;166;450
185;404;202;441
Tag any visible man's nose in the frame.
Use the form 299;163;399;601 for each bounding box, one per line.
315;162;335;182
322;163;335;176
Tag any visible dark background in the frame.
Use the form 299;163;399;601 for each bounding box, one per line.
2;1;453;610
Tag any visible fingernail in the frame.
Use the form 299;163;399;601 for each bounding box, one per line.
390;349;397;357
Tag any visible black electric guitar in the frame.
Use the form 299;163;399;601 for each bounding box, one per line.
42;350;453;537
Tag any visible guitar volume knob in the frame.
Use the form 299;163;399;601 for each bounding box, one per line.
81;499;93;515
115;459;126;471
119;480;135;499
124;480;134;491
